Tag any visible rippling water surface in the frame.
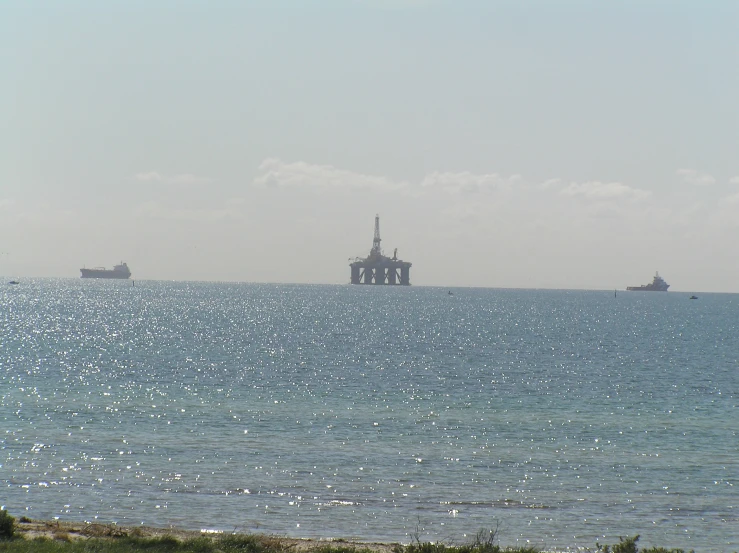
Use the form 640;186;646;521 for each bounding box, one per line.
1;280;737;551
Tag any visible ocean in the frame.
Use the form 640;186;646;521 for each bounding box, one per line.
1;280;737;551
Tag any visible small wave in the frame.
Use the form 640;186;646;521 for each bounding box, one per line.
440;500;550;509
315;500;359;507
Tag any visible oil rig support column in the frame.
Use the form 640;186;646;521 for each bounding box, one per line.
400;266;410;285
351;265;361;284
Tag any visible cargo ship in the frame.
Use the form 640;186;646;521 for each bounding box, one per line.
627;272;669;291
80;262;131;279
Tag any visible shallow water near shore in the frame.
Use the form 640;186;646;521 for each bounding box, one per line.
1;280;737;551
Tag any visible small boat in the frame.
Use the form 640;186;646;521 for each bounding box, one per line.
689;295;698;300
8;280;19;285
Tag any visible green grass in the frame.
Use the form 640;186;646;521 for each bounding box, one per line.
397;528;537;553
0;534;385;553
1;535;254;553
0;510;711;553
0;533;706;553
594;535;695;553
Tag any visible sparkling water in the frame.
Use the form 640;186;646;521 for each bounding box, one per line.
1;280;737;551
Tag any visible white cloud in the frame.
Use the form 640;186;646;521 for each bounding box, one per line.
722;192;739;205
253;159;660;211
708;193;739;230
420;171;521;194
676;168;715;186
6;205;77;224
134;172;213;185
729;176;739;185
439;202;483;224
253;158;528;197
135;201;237;222
253;158;408;191
540;178;562;189
558;180;651;201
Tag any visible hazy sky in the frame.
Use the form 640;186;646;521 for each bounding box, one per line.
2;1;738;291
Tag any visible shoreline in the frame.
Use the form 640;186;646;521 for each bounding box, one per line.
12;518;400;552
3;515;718;552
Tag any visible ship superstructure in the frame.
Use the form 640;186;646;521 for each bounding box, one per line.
80;262;131;279
627;272;669;291
349;215;411;285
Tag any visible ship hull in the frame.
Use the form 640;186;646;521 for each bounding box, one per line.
80;269;131;279
626;286;669;291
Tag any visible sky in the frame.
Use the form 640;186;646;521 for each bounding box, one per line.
2;0;738;291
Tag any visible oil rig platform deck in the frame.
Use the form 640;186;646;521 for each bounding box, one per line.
350;215;412;285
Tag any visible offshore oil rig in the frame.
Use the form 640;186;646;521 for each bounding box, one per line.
350;215;412;285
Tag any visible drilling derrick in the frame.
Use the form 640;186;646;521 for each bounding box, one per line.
370;215;382;259
349;214;412;285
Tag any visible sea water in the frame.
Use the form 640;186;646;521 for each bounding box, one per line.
1;280;736;551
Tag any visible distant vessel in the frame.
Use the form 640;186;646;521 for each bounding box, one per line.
80;262;131;279
627;272;669;292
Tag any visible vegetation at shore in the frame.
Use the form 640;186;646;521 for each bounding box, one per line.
0;511;14;541
0;509;705;553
